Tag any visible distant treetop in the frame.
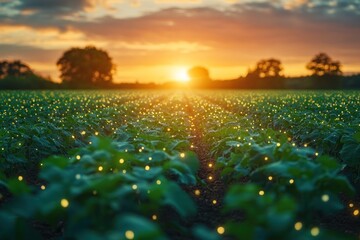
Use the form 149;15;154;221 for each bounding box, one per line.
57;46;115;86
0;60;33;79
187;66;211;84
247;58;283;78
306;53;342;76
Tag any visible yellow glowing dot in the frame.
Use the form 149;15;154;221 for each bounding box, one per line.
195;189;201;196
71;135;75;139
315;152;319;156
81;131;86;135
152;214;157;220
119;158;125;164
304;144;308;147
208;163;213;168
180;153;185;158
321;194;329;202
268;176;273;181
353;209;359;216
132;184;137;190
148;157;152;161
349;203;354;208
125;230;135;239
40;185;46;190
122;170;127;174
145;165;150;171
217;226;225;235
208;176;213;180
310;227;320;236
276;143;281;147
289;179;294;184
60;198;69;208
212;200;217;205
18;176;23;181
259;190;265;196
167;128;171;132
95;131;99;135
156;180;161;185
294;222;303;231
76;155;81;160
98;166;103;172
264;157;268;161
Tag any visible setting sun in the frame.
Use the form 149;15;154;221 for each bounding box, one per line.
173;67;190;82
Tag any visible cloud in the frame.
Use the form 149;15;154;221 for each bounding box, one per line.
15;0;92;15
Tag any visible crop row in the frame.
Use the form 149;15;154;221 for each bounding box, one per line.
187;93;358;239
0;92;215;239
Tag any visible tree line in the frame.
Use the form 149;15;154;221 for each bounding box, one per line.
0;45;358;89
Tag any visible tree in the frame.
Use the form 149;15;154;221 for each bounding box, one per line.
57;46;115;86
306;53;342;76
187;66;211;84
247;59;283;78
0;60;33;79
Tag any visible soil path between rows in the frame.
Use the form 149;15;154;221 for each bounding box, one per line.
181;93;230;238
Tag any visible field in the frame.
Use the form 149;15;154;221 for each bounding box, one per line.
0;90;359;240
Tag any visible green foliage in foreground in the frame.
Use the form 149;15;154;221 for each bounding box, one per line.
0;90;359;240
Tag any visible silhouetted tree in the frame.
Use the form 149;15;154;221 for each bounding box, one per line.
0;60;33;79
188;66;211;84
306;53;342;76
57;46;115;86
248;59;283;78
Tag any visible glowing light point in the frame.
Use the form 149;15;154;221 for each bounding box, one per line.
61;198;69;208
321;194;329;202
125;230;135;240
18;176;23;181
217;226;225;235
310;227;320;236
294;222;303;231
353;209;359;216
259;190;265;196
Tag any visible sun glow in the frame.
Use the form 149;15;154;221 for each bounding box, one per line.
173;67;190;82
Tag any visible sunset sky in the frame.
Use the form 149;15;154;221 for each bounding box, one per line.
1;0;360;83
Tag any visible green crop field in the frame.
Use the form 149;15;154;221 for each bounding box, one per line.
0;90;359;240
